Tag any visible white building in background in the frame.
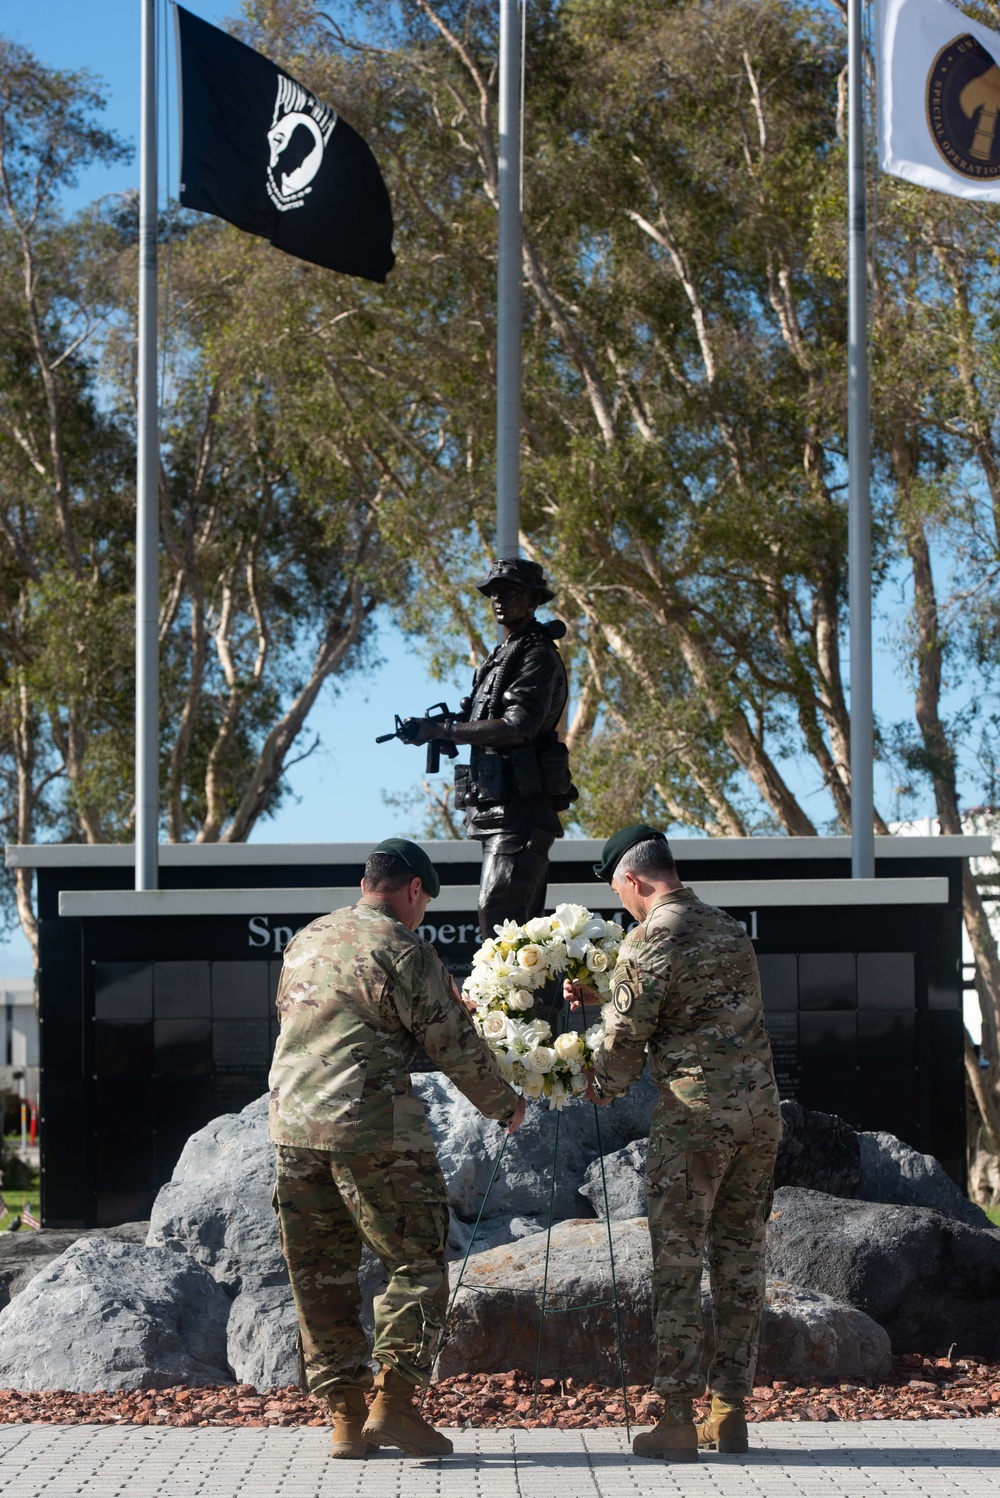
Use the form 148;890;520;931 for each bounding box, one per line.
0;977;38;1100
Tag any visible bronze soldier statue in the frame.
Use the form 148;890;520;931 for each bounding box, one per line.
399;558;576;940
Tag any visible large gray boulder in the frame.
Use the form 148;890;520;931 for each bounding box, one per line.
755;1282;891;1385
856;1132;994;1229
147;1095;292;1387
438;1217;653;1384
148;1095;283;1292
774;1101;862;1196
438;1215;889;1386
225;1282;299;1390
0;1222;149;1312
766;1186;1000;1357
772;1101;989;1231
146;1094;388;1388
413;1069;655;1227
578;1141;647;1220
0;1238;232;1391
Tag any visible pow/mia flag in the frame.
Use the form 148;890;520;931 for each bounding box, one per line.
878;0;1000;200
175;6;394;281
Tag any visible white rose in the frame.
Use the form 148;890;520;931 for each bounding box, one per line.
525;916;554;941
509;989;535;1012
604;922;625;942
586;947;611;973
520;1072;545;1099
524;1018;552;1045
523;1044;556;1074
553;1032;585;1065
475;939;499;964
481;1010;510;1042
517;944;544;971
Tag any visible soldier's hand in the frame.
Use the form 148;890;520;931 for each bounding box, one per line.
450;976;478;1014
563;979;600;1009
506;1096;528;1134
400;717;438;746
584;1069;613;1106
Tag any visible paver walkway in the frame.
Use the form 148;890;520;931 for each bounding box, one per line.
0;1421;996;1498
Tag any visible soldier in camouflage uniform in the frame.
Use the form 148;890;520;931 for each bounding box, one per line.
578;825;780;1462
269;837;525;1459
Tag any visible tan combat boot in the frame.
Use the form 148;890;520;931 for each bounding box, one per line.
697;1394;749;1454
361;1367;454;1457
632;1397;699;1462
327;1387;374;1459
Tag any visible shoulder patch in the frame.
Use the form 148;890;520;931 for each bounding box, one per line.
613;980;635;1015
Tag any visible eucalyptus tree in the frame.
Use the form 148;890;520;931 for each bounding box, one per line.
0;39;135;953
241;0;1000;1197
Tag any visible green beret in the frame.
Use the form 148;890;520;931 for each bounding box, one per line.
371;837;441;899
593;824;670;883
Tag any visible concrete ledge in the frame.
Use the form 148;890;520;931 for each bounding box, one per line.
58;876;950;919
9;834;991;870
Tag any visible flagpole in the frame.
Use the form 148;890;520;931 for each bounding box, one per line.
136;0;159;891
848;0;874;879
496;0;522;559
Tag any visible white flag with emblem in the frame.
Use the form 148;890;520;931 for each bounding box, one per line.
879;0;1000;199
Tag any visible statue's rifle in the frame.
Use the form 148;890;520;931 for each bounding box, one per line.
376;702;460;775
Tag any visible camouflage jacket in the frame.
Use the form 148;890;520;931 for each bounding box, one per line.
592;888;780;1150
268;897;518;1152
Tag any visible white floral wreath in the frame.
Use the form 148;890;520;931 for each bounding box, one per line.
463;903;623;1110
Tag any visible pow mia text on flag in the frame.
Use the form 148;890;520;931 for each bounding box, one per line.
176;6;394;281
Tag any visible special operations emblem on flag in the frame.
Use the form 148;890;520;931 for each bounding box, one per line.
266;76;336;213
926;34;1000;180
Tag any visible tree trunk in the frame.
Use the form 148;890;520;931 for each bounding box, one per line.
901;460;1000;1201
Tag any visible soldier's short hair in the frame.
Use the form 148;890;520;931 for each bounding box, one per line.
364;850;417;894
613;837;678;884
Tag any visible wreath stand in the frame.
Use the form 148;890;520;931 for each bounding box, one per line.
426;999;633;1439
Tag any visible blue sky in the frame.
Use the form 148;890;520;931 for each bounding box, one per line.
0;1;956;978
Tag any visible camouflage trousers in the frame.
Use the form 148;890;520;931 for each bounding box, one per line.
273;1144;450;1398
646;1136;777;1402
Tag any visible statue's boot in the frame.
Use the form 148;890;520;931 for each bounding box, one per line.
328;1387;374;1459
361;1368;454;1457
632;1397;699;1462
697;1394;749;1454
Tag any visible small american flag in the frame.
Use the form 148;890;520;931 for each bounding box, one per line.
21;1206;41;1230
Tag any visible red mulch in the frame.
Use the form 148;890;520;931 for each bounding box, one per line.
0;1356;998;1427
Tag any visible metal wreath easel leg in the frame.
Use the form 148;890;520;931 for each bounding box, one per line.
529;1094;631;1440
425;1004;632;1437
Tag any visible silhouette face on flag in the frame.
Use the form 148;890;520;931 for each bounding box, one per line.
176;6;394;282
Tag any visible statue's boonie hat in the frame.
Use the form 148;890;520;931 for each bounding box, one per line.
593;824;670;882
475;556;555;603
371;837;441;899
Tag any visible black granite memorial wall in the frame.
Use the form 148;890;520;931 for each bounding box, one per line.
24;842;967;1227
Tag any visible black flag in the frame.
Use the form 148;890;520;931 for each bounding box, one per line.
175;6;394;282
